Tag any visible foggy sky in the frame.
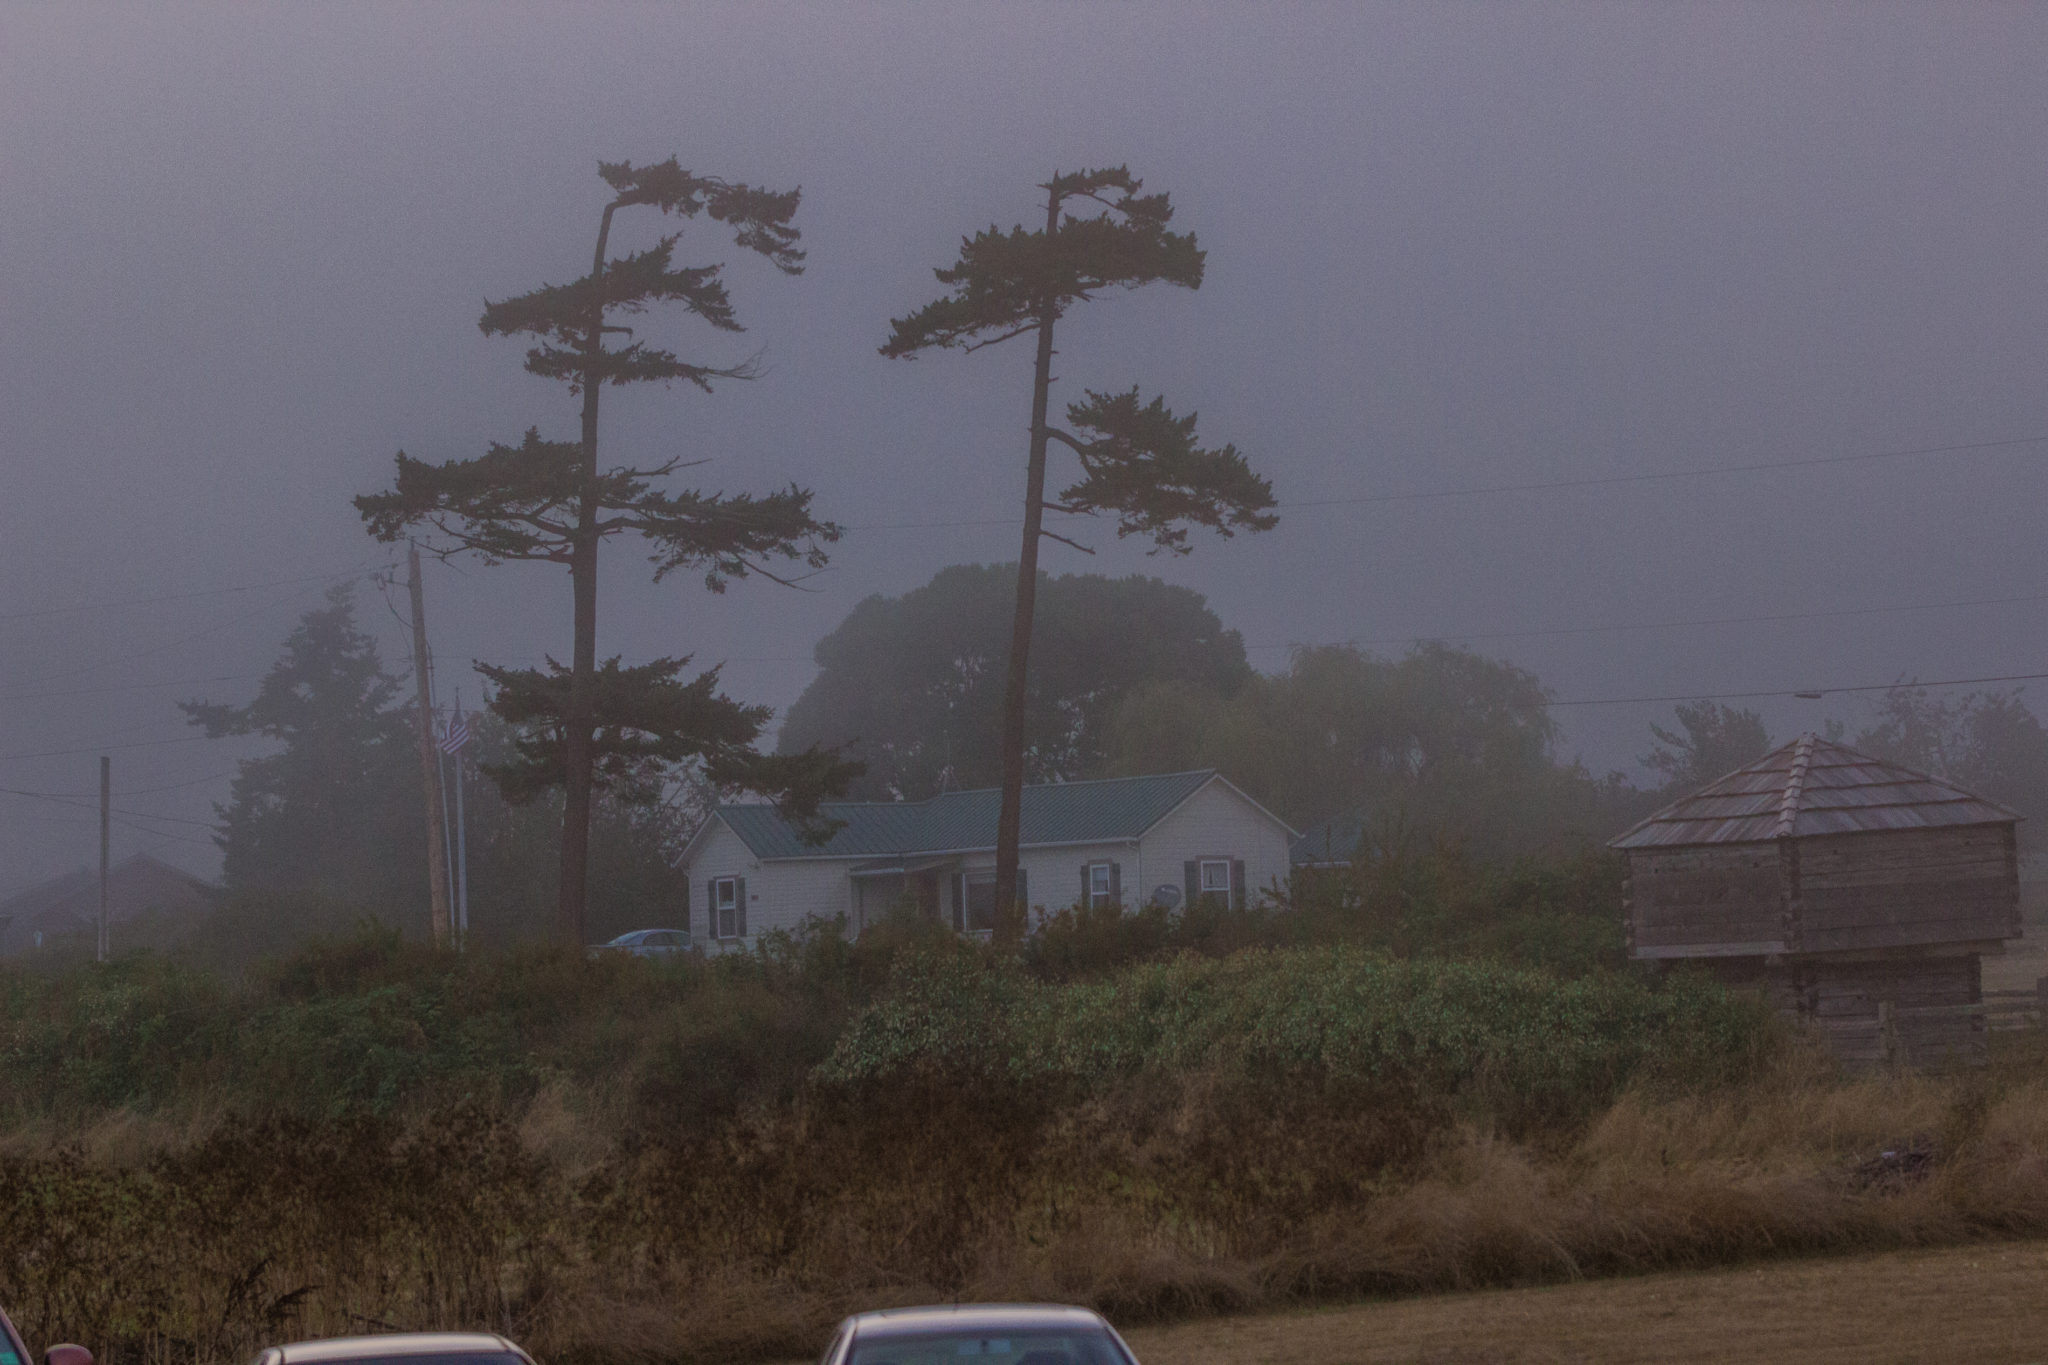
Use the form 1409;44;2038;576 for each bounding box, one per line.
6;3;2048;886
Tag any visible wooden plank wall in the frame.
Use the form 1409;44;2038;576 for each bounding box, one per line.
1627;843;1785;956
1802;954;1984;1068
1794;825;2017;953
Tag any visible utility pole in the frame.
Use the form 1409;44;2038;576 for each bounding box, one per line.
449;691;470;949
97;755;109;963
408;543;453;946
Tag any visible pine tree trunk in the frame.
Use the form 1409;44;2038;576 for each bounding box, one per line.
559;201;620;946
994;182;1063;936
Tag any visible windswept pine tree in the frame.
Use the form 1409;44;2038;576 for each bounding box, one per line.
358;158;859;943
882;167;1277;928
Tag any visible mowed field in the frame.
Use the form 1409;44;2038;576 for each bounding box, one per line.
1114;1240;2048;1364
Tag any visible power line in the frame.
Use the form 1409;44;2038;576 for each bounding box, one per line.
10;578;344;692
841;433;2048;530
0;785;218;827
0;673;265;704
0;564;382;624
1241;586;2048;653
1547;670;2048;709
1278;434;2048;510
0;735;213;764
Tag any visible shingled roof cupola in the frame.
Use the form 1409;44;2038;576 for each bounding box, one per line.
1611;734;2021;1065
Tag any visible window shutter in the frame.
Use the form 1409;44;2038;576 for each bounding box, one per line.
1080;864;1090;908
1184;861;1199;907
681;876;692;940
1110;861;1122;908
736;876;748;938
1230;858;1246;912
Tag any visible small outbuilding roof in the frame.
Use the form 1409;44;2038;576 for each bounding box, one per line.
1610;734;2020;850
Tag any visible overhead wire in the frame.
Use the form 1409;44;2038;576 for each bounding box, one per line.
839;433;2048;530
0;563;384;624
1545;670;2048;709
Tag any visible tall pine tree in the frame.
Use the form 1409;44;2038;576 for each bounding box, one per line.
181;584;423;913
882;167;1276;926
358;158;857;943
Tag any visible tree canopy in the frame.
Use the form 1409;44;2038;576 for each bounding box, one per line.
181;585;424;914
354;157;854;941
183;587;700;951
1102;642;1639;854
1849;684;2048;831
882;164;1275;925
778;565;1253;800
1642;701;1772;794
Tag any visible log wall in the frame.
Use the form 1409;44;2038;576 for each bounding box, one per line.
1799;953;1984;1068
1626;823;2017;958
1793;825;2018;953
1626;843;1786;957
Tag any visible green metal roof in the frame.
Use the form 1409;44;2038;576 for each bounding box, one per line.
715;770;1222;861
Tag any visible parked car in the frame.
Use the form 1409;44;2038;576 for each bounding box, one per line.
0;1305;92;1365
587;927;691;958
250;1333;536;1365
815;1305;1139;1365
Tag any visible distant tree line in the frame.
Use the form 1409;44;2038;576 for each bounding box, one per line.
183;586;686;950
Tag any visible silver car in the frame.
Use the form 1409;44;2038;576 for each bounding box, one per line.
250;1333;536;1365
588;928;692;958
816;1304;1140;1365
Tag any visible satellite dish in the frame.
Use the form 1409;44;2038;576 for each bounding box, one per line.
1150;883;1182;910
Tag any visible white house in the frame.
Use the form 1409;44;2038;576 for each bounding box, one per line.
676;769;1296;946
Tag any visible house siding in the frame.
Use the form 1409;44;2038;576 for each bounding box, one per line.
686;819;856;948
1139;779;1292;907
680;775;1295;945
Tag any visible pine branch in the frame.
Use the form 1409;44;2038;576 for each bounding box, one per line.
1051;387;1278;555
879;184;1204;359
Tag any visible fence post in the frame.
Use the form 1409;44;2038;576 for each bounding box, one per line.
1878;1000;1899;1071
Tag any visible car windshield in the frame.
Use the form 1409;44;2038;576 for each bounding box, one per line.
849;1329;1128;1365
605;932;645;946
304;1355;527;1365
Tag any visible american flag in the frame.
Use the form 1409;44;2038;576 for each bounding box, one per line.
439;706;471;754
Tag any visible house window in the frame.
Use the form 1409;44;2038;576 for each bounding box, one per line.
1199;859;1231;896
963;872;1000;933
958;869;1026;934
712;876;743;939
1088;862;1115;910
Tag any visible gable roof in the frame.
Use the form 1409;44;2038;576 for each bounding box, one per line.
1610;734;2020;849
0;853;215;955
707;770;1282;861
1291;807;1372;867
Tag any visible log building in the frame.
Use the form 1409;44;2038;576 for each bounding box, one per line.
1610;735;2021;1066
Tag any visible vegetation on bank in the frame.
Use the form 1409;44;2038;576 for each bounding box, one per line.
0;851;1794;1365
9;852;2038;1365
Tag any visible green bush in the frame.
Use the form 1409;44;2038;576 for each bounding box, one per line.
820;946;1774;1130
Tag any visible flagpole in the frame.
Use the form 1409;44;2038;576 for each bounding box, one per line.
436;724;458;936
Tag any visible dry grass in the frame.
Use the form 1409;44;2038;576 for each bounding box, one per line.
22;1042;2048;1364
1119;1239;2048;1364
16;1006;2048;1365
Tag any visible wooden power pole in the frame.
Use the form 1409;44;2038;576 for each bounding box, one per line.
408;544;453;946
97;754;109;963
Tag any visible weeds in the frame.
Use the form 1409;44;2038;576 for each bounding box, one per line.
0;885;2031;1365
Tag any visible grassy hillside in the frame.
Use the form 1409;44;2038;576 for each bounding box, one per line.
10;860;2038;1365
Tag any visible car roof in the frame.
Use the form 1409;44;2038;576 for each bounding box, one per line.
849;1304;1108;1336
270;1333;520;1363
